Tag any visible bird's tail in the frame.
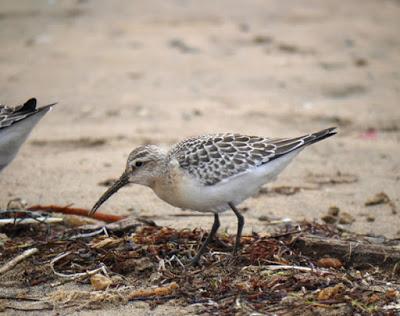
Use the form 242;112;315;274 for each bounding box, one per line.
304;127;337;146
266;127;337;161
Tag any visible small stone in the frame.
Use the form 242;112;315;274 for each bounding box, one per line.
321;214;337;224
338;212;354;224
90;274;112;291
0;233;9;247
354;57;368;67
365;192;390;206
7;198;27;210
105;109;120;117
253;35;273;45
328;206;340;217
258;215;270;222
317;257;343;269
193;108;202;116
63;215;92;227
366;215;375;222
278;43;298;53
272;186;300;195
90;237;122;249
367;293;381;304
317;283;345;301
168;38;199;54
385;288;399;299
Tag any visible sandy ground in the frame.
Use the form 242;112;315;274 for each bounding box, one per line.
0;0;399;314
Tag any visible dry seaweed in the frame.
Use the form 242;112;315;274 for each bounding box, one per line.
0;215;399;315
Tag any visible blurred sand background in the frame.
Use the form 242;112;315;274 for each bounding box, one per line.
1;1;400;314
0;0;399;264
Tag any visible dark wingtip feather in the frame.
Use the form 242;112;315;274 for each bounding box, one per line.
322;127;338;135
19;98;37;112
308;127;337;144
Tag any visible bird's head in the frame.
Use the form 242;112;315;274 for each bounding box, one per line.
90;145;165;215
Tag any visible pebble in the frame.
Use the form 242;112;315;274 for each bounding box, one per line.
90;274;112;291
317;257;343;269
328;206;340;217
338;212;355;225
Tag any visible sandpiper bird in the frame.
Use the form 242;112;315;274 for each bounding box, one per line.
91;127;336;264
0;98;55;172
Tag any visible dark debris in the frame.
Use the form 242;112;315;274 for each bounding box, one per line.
0;220;399;315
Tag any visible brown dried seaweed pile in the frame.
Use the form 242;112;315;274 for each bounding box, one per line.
0;217;399;315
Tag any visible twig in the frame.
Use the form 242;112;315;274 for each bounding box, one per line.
157;257;166;271
165;255;185;269
0;217;63;226
28;205;126;223
0;295;41;301
127;282;179;300
69;227;108;240
0;248;39;274
128;295;178;302
383;303;400;311
50;251;108;279
3;305;53;312
267;218;293;225
270;226;302;239
263;264;333;275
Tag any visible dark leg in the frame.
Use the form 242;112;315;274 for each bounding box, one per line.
228;203;244;255
191;213;220;265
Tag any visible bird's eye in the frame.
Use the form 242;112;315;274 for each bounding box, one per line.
135;161;143;167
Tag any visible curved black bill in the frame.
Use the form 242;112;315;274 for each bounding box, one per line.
90;172;129;216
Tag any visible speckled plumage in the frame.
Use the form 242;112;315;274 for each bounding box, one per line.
91;127;337;265
169;129;335;185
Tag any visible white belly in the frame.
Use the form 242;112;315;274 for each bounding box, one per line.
152;149;302;213
0;111;48;172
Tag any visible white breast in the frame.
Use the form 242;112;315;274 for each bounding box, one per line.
152;149;302;213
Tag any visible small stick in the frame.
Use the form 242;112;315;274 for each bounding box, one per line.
127;282;179;300
0;217;63;226
50;251;108;279
28;205;126;223
69;227;108;240
263;264;333;275
0;248;39;275
0;295;41;301
2;305;53;312
165;255;185;269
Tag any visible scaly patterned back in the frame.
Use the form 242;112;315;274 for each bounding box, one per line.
168;128;336;185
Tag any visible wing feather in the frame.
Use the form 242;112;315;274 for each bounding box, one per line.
0;98;55;130
168;128;336;185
